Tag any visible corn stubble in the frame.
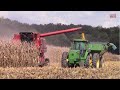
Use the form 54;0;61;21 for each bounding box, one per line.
0;40;120;79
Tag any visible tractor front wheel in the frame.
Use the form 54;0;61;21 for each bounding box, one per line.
92;53;102;68
85;54;92;68
61;52;68;68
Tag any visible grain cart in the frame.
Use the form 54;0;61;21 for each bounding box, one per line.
12;27;81;67
61;33;117;68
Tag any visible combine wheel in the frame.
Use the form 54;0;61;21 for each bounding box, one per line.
44;58;50;66
38;58;50;67
61;52;69;68
92;53;102;68
38;62;44;67
85;53;92;68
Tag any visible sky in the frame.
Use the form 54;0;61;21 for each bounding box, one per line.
0;11;120;28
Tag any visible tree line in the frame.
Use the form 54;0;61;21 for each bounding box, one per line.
0;18;119;54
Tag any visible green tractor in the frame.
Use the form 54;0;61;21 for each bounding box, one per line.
61;33;117;68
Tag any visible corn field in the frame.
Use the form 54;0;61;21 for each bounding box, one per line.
0;40;120;79
0;40;40;67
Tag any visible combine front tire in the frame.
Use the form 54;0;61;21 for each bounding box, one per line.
44;58;50;66
38;58;50;67
61;52;68;68
92;53;102;68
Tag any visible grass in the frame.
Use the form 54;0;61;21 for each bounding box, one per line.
0;40;119;79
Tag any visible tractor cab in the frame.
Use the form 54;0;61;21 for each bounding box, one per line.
71;39;88;50
71;33;88;50
70;33;88;57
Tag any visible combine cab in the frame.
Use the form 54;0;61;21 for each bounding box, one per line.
19;32;34;42
13;32;36;42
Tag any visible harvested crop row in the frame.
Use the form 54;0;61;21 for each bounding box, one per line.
0;61;120;79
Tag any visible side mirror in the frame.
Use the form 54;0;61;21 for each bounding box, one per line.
108;43;117;50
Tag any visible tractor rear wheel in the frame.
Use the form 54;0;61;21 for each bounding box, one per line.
100;56;104;68
92;53;102;68
61;52;68;68
85;54;92;68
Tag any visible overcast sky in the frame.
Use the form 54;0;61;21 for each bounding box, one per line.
0;11;119;28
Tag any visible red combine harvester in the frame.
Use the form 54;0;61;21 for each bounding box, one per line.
12;27;81;67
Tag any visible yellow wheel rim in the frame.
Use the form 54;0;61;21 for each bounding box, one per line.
96;59;100;68
66;59;68;62
89;57;92;67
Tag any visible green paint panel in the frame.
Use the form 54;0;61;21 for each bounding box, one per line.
89;43;105;51
68;50;79;63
